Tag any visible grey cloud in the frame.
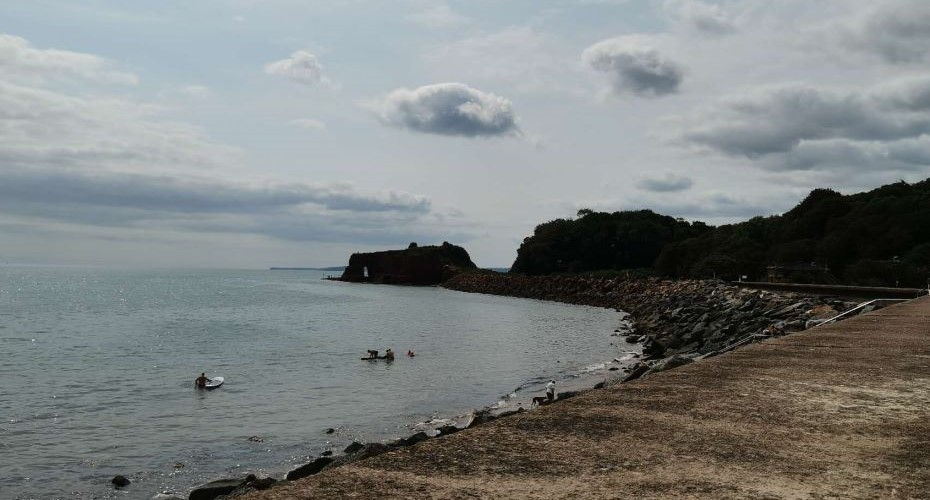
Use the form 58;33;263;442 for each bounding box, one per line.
0;77;449;247
833;0;930;64
636;173;693;192
376;83;520;138
0;33;138;84
775;138;930;173
264;50;331;86
664;0;736;36
0;168;430;215
680;79;930;168
576;192;781;222
582;37;684;97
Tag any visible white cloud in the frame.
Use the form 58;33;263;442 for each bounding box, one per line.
374;82;521;138
582;36;685;97
422;26;572;93
406;2;469;28
264;50;332;86
288;118;327;130
0;80;238;175
663;0;736;35
0;33;138;84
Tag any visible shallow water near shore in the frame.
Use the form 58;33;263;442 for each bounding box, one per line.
0;267;630;499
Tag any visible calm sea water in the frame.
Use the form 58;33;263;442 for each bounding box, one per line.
0;267;630;499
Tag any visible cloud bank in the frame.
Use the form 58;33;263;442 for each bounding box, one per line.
582;36;684;97
831;0;930;63
375;82;520;138
678;77;930;173
636;173;694;192
0;35;454;248
0;33;138;84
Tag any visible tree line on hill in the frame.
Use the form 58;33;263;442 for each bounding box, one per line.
510;179;930;288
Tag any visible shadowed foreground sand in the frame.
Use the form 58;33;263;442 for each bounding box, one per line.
245;296;930;499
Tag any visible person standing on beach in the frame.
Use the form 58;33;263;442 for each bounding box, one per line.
545;380;556;402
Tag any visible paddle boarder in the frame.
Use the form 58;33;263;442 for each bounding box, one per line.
194;373;211;388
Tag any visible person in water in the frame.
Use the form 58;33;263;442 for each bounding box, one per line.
384;348;395;360
195;373;211;388
545;380;556;402
407;350;415;357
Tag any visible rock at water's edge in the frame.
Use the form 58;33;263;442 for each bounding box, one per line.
286;457;334;481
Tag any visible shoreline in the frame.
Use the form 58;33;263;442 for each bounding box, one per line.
179;295;638;500
240;295;930;499
187;275;873;499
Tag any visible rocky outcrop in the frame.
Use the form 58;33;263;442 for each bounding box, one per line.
443;274;857;359
338;242;477;285
189;475;257;500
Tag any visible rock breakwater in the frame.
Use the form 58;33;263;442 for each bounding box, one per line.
443;273;857;359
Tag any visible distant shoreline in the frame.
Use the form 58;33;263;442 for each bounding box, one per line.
269;266;346;271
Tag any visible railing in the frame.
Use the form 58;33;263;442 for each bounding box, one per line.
704;297;910;358
804;298;909;328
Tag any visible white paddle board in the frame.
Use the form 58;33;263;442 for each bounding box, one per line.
204;376;224;389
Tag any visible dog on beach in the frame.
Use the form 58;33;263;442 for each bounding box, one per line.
531;396;550;406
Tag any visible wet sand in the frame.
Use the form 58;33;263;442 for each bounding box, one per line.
244;295;930;499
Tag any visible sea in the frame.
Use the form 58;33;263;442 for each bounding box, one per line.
0;267;638;499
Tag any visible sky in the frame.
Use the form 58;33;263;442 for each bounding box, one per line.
2;0;930;268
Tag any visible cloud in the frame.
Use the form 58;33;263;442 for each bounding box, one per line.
422;26;572;94
0;166;429;215
663;0;736;35
829;0;930;64
676;77;930;173
158;84;213;100
406;2;469;28
0;33;138;84
0;68;448;247
572;191;782;221
0;80;238;174
374;82;521;138
680;78;930;156
636;173;693;192
288;118;327;130
776;137;930;173
582;36;684;97
264;50;331;86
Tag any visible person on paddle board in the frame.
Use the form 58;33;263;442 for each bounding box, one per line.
195;373;212;388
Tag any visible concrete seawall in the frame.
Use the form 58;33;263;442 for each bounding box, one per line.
245;296;930;499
